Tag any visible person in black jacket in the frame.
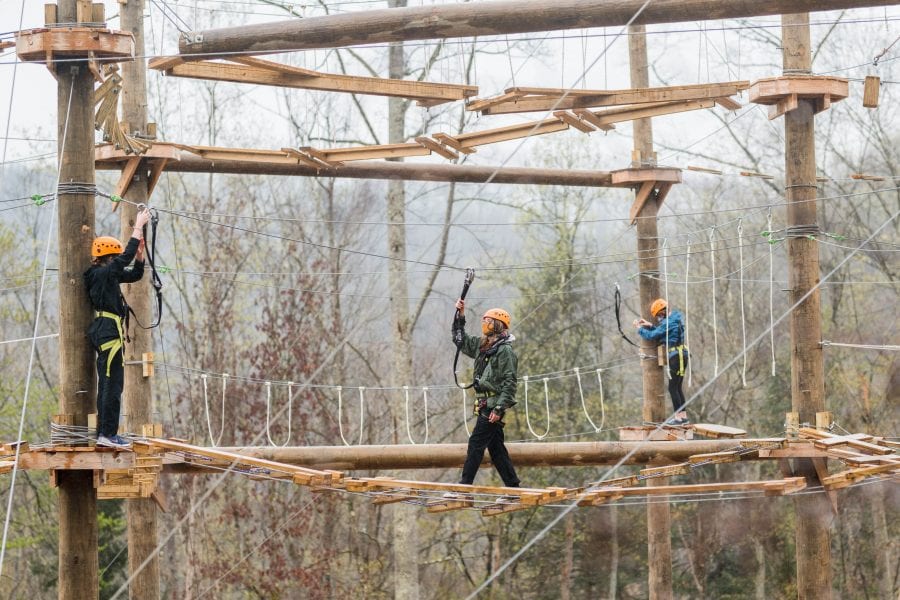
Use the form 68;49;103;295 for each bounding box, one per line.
83;207;150;448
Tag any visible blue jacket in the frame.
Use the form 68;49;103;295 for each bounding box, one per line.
638;309;687;355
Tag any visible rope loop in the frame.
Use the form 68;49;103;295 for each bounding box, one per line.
767;212;776;377
462;388;472;437
202;373;227;447
523;376;550;440
684;238;692;386
404;387;429;444
337;386;364;447
265;381;293;447
574;367;603;433
737;219;748;387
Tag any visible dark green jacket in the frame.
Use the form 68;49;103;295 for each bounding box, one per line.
452;317;518;414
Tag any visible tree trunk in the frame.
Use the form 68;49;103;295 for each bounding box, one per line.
385;2;420;598
560;513;575;600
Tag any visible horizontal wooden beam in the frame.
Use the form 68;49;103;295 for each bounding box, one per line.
97;147;617;187
178;0;898;56
160;439;799;472
149;57;477;105
474;81;750;115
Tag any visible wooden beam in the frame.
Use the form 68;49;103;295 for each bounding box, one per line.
476;81;749;114
97;146;617;187
156;440;792;472
150;57;477;105
177;0;899;56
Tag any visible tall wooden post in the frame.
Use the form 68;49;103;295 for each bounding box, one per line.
385;1;420;597
629;24;673;600
56;0;99;596
119;0;161;596
781;13;833;599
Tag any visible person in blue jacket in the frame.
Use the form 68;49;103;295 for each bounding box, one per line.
635;298;689;425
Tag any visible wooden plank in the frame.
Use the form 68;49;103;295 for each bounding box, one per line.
586;99;716;128
554;110;596;133
323;143;430;162
153;59;477;104
465;90;526;112
572;109;616;131
140;438;336;485
862;75;880;108
415;136;458;160
454;118;569;148
344;477;549;504
821;462;900;488
639;463;691;477
431;133;476;155
691;423;747;439
687;450;743;465
715;97;742;110
586;477;807;497
477;81;750;114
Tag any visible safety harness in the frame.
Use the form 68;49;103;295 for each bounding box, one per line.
95;310;124;377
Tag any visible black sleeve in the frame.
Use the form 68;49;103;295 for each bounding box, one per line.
107;237;141;277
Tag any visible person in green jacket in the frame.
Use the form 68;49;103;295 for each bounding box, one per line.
451;299;521;491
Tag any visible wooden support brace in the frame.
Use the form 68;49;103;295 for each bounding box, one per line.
811;457;839;514
768;93;798;120
629;180;657;225
146;159;168;197
715;96;742;111
112;157;140;209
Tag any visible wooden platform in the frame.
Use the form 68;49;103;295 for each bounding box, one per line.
16;27;134;64
749;75;848;119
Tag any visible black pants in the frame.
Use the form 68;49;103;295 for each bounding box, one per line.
460;412;520;487
96;346;124;437
667;350;688;413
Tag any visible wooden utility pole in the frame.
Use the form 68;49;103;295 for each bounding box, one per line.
119;0;161;596
384;1;421;595
55;1;99;597
178;0;897;56
781;13;832;599
629;25;673;600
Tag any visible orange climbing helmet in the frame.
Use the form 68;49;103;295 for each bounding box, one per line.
650;298;668;318
92;236;123;258
482;308;511;329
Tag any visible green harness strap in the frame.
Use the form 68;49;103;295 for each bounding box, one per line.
671;345;687;377
96;311;124;377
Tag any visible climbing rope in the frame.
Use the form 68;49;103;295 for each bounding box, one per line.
662;238;671;380
614;283;640;347
738;219;747;387
337;386;365;446
574;367;605;433
522;376;550;440
684;238;692;386
767;212;776;377
709;227;720;376
202;373;227;447
404;386;429;445
265;381;293;447
821;341;900;351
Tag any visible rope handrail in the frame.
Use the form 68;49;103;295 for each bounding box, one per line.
337;386;365;446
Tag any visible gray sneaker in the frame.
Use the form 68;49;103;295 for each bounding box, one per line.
97;435;130;449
